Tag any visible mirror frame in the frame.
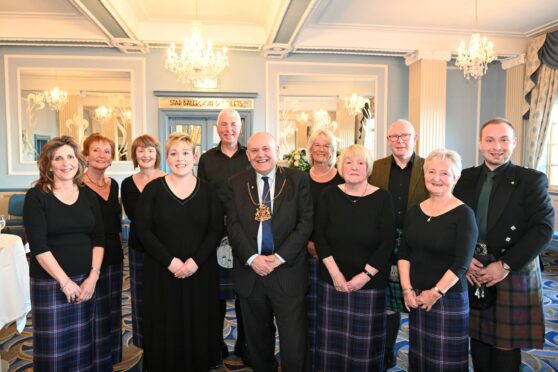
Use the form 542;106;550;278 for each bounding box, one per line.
4;54;146;175
266;61;388;158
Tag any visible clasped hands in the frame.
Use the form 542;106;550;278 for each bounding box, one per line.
403;289;441;312
251;255;282;276
61;270;99;304
465;257;509;288
331;271;370;293
168;257;198;279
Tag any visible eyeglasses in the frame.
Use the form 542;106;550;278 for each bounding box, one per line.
387;133;413;142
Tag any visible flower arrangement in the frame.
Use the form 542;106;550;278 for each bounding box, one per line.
283;148;311;172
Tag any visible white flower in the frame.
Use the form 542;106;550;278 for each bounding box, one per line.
294;160;299;167
294;154;301;160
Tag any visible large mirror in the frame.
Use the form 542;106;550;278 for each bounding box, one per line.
20;69;132;162
278;75;376;156
5;55;145;175
266;61;388;160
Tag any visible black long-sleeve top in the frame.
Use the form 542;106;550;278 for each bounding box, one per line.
86;179;122;266
309;173;344;243
121;176;163;253
23;186;105;279
135;177;223;268
315;186;395;289
398;204;478;293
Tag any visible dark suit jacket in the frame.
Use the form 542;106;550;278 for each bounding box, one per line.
453;162;554;270
226;166;313;297
368;153;429;209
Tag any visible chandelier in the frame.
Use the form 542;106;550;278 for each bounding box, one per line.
95;105;112;120
296;111;309;124
455;0;496;79
313;110;332;128
43;86;68;111
165;22;229;89
343;93;369;117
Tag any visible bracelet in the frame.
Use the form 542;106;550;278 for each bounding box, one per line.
60;278;70;291
433;286;445;296
402;288;414;294
363;270;374;279
91;267;101;275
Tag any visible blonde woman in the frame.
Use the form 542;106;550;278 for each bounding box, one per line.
121;134;165;349
315;144;394;371
136;133;223;370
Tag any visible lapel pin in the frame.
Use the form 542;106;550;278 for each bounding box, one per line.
511;181;515;185
510;226;516;230
505;237;511;242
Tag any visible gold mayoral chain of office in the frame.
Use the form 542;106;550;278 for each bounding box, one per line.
247;178;287;222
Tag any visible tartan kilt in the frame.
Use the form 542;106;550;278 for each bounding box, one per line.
307;257;319;365
129;247;145;348
470;259;544;349
315;281;386;372
387;234;407;312
30;274;94;372
93;263;123;370
408;291;469;372
218;266;235;300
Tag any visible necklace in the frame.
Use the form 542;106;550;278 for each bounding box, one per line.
247;177;287;222
342;183;368;203
85;172;107;188
425;197;452;222
310;166;333;178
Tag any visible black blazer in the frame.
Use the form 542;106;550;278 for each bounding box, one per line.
453;162;554;270
226;166;314;297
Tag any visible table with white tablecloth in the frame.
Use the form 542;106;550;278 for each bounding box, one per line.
0;233;31;333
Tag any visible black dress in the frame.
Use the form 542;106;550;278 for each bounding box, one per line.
136;177;223;370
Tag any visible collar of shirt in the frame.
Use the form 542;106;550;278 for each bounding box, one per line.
481;160;510;178
256;167;277;201
390;152;415;170
216;141;246;157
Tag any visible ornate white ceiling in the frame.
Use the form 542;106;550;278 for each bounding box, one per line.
0;0;557;57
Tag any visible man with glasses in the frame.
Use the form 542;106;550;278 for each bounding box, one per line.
368;119;429;370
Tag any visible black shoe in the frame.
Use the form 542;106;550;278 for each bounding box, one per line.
384;349;396;371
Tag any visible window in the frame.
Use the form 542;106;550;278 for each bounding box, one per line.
543;103;558;189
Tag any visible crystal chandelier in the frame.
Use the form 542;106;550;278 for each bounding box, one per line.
456;33;495;79
165;21;229;89
313;110;332;128
296;111;309;124
343;93;369;117
95;105;112;120
455;0;496;80
43;86;68;111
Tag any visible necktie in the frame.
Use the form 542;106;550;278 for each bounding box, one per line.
476;172;495;242
261;176;274;255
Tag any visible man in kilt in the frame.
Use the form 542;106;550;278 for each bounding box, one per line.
197;109;252;367
454;118;554;371
368;119;428;370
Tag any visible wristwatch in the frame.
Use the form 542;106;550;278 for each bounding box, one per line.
501;261;511;271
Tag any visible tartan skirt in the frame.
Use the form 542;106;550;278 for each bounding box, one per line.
470;259;544;349
315;281;386;372
307;257;319;365
408;291;469;372
92;263;123;370
218;266;235;300
30;274;94;372
129;248;144;348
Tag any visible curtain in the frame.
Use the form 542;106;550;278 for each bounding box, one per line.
524;32;558;168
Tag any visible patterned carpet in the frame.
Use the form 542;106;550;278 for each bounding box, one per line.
2;245;558;371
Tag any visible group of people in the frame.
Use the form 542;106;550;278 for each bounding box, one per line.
22;109;553;372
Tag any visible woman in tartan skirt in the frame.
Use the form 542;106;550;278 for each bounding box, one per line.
398;149;477;371
315;144;395;372
121;134;165;350
23;136;105;371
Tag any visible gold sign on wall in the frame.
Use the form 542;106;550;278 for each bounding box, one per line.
158;97;254;110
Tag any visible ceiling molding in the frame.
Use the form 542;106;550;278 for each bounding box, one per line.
500;54;526;70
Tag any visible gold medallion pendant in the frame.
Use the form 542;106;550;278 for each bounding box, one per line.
255;204;271;222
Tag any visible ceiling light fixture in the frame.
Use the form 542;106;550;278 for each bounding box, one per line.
343;93;369;117
43;86;68;111
164;1;229;89
95;105;112;120
455;0;496;79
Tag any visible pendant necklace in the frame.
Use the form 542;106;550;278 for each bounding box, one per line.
247;178;287;222
343;183;368;203
426;197;452;222
310;166;333;179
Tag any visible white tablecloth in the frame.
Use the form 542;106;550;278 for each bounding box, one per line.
0;233;31;333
